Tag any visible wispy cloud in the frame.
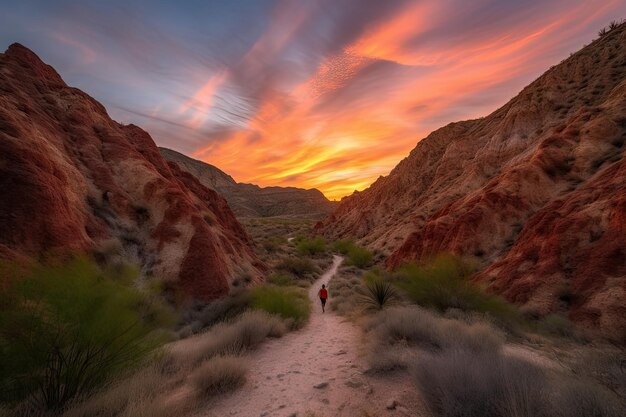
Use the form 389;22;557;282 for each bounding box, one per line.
1;0;624;199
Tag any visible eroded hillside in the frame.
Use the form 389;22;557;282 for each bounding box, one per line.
317;23;626;333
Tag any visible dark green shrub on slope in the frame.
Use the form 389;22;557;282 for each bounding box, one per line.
0;257;167;412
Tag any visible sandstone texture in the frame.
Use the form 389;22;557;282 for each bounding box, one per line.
0;44;262;301
160;147;336;218
317;24;626;334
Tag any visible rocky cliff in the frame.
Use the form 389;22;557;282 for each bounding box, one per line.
160;147;337;218
316;23;626;334
0;44;263;301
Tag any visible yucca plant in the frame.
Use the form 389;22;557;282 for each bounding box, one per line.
360;278;398;310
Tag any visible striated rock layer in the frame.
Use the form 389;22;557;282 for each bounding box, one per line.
160;147;337;218
317;24;626;335
0;44;262;301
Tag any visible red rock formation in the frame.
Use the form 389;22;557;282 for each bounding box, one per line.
317;23;626;335
0;43;261;301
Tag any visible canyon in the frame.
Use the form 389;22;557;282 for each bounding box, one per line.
317;23;626;335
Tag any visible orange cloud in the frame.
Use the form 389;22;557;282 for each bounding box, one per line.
185;0;623;201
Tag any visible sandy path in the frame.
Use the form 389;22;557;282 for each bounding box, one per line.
202;255;419;417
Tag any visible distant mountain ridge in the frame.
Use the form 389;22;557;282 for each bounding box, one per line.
316;23;626;336
160;147;337;218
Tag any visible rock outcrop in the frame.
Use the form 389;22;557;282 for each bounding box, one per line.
160;147;337;218
0;44;262;301
316;23;626;334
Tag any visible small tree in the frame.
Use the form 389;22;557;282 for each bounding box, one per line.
0;257;166;412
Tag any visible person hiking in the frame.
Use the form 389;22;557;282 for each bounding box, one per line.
318;284;328;313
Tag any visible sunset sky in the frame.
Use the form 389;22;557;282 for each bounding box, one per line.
2;1;625;199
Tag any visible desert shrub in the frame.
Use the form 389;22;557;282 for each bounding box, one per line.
192;356;247;397
332;240;373;268
394;255;518;323
261;236;286;253
249;286;310;328
0;257;167;412
366;306;504;354
186;310;286;365
61;361;181;417
360;275;399;310
551;379;625;417
414;349;548;417
275;257;317;279
332;239;356;254
296;236;326;256
190;290;251;330
366;345;416;373
347;246;373;269
267;272;294;286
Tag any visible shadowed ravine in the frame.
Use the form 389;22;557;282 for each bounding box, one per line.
201;255;418;417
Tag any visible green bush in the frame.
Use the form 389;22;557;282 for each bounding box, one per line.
296;237;326;256
347;246;373;269
0;257;167;412
394;255;518;323
275;257;317;278
249;285;310;328
267;272;294;286
332;239;355;254
332;240;373;269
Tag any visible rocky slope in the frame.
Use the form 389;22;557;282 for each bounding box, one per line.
160;147;336;218
0;44;263;301
316;23;626;335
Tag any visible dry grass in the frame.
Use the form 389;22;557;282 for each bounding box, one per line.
61;361;182;417
173;310;287;369
59;311;287;417
366;306;504;352
552;379;625;417
415;349;548;417
364;306;504;373
191;355;248;397
414;348;625;417
328;267;368;317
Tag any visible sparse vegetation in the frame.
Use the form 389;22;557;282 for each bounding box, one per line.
192;355;248;396
347;245;374;268
267;272;295;286
415;348;625;417
599;20;624;38
326;264;369;317
296;236;326;256
60;311;286;416
59;358;192;417
415;349;548;417
249;285;310;328
332;239;373;268
0;257;169;412
393;255;519;324
275;257;317;279
360;274;399;310
364;306;504;372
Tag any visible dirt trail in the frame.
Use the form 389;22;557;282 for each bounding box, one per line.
202;255;419;417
